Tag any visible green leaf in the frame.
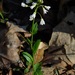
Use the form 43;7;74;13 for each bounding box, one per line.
34;71;43;75
31;22;38;35
33;39;41;55
22;52;33;64
0;19;5;23
33;63;41;72
26;38;31;45
5;18;8;21
0;12;4;19
24;68;29;73
33;63;43;75
26;61;30;66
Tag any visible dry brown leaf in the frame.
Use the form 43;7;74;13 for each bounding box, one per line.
24;32;31;37
6;21;31;38
6;21;27;33
66;69;75;75
25;71;32;75
57;60;67;68
8;69;12;75
42;67;54;75
0;21;32;68
34;42;49;64
64;38;75;64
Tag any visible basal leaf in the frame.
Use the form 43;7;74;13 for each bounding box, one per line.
33;63;43;75
22;52;33;64
33;63;41;72
34;71;43;75
24;68;29;73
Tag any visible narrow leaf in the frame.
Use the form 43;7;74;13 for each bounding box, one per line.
0;12;4;19
26;38;31;45
31;22;38;35
34;71;43;75
33;39;41;55
24;68;29;73
33;63;43;75
22;52;33;64
33;63;42;72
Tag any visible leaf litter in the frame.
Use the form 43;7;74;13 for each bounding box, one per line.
0;21;31;71
0;21;75;75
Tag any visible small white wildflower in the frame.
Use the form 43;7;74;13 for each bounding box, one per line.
45;6;51;10
43;7;48;14
29;12;36;21
21;2;28;7
40;18;45;25
30;2;37;9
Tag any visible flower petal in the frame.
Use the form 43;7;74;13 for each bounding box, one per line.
45;6;51;10
29;12;36;21
43;8;48;14
21;2;28;7
40;18;45;25
30;2;37;9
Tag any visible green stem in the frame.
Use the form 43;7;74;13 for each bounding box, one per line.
30;5;40;75
31;20;34;50
31;16;36;75
31;6;39;49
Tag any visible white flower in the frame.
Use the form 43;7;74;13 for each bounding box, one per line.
21;2;28;7
43;7;48;14
45;6;51;10
30;2;37;9
29;12;36;21
40;18;45;25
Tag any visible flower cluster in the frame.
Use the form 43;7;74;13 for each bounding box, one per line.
43;6;51;14
21;0;51;25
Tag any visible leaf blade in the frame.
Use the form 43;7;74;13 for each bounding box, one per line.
31;22;38;35
33;39;41;55
22;52;33;64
